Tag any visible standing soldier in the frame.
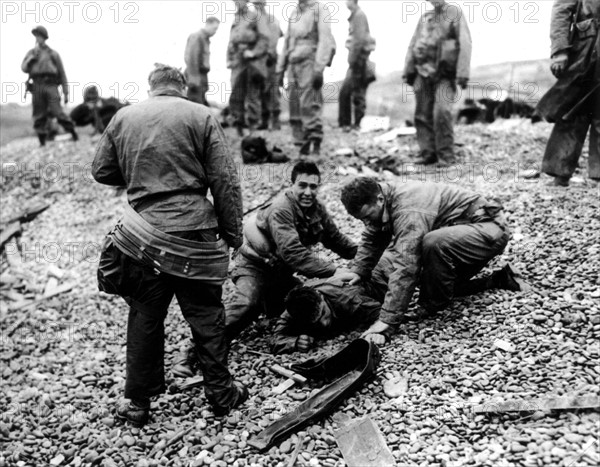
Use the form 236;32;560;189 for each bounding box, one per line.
277;0;336;156
227;0;271;136
256;0;283;131
535;0;599;187
403;0;471;165
21;26;78;146
338;0;376;132
184;16;221;106
92;64;247;425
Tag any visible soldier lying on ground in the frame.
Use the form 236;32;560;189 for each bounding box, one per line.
270;250;393;354
335;177;526;345
70;86;127;134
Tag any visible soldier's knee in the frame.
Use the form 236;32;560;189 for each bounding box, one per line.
422;231;448;256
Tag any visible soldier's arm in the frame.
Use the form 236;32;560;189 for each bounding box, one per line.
456;10;472;79
276;28;290;74
21;49;38;74
270;313;304;354
184;35;202;83
52;52;69;94
348;10;370;66
203;115;244;249
403;22;420;80
378;211;434;327
550;0;578;57
352;227;392;280
314;2;336;73
269;207;337;278
92;120;126;186
320;208;357;260
249;15;270;58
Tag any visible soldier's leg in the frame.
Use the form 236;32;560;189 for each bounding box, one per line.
287;68;304;144
542;116;590;180
352;72;368;128
589;117;600;179
338;68;353;128
245;68;264;131
230;66;248;132
269;65;282;129
46;84;78;140
418;222;510;312
174;278;245;413
413;75;436;160
433;79;457;162
297;60;323;145
200;73;210;106
32;82;50;144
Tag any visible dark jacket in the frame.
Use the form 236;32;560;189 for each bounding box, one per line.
536;0;600;121
21;44;68;88
255;190;357;278
404;3;472;81
270;279;381;354
185;29;211;84
352;182;485;326
92;89;243;248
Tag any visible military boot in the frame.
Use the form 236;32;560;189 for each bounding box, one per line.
291;122;304;146
271;113;281;130
38;134;47;147
70;129;79;142
172;342;199;378
257;115;269;130
115;398;150;427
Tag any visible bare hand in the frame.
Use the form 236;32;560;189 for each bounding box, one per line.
296;335;314;352
550;53;568;78
333;270;361;286
360;320;393;343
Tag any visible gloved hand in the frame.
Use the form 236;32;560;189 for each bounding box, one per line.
457;77;469;89
550;53;569;78
296;335;315;352
403;73;416;87
312;70;324;89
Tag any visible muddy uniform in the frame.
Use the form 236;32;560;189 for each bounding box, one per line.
185;29;212;106
277;0;336;145
21;44;76;141
92;88;244;413
225;189;357;339
227;6;271;130
404;4;471;163
270;250;393;354
536;0;600;181
338;6;374;128
352;182;510;327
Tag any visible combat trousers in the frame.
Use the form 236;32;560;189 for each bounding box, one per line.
261;62;281;124
112;231;239;412
414;75;457;162
542;113;600;180
187;73;210;106
418;221;510;311
32;80;75;136
225;254;302;340
230;64;264;129
338;66;367;128
287;59;324;143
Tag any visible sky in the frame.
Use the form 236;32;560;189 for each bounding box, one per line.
0;1;555;105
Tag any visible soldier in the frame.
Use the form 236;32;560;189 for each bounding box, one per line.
70;86;127;134
21;26;78;146
255;0;283;131
270;251;393;354
335;177;526;344
403;0;471;165
535;0;599;187
338;0;376;132
92;64;247;425
227;0;271;136
184;16;221;106
277;0;336;156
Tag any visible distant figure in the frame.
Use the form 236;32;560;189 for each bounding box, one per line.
184;16;221;106
256;0;283;131
227;0;271;136
21;25;78;146
338;0;376;132
277;0;336;156
403;0;471;165
70;86;127;134
535;0;599;187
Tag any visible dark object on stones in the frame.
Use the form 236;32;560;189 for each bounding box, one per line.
248;339;380;451
242;136;289;164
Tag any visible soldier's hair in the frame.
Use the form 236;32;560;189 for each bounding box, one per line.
148;63;187;90
285;286;322;323
291;161;321;183
205;16;220;24
341;177;380;215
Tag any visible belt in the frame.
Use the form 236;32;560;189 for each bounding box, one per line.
31;74;58;82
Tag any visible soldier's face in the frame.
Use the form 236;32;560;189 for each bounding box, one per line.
292;174;320;209
34;35;45;46
354;196;384;228
206;22;220;37
346;0;357;11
